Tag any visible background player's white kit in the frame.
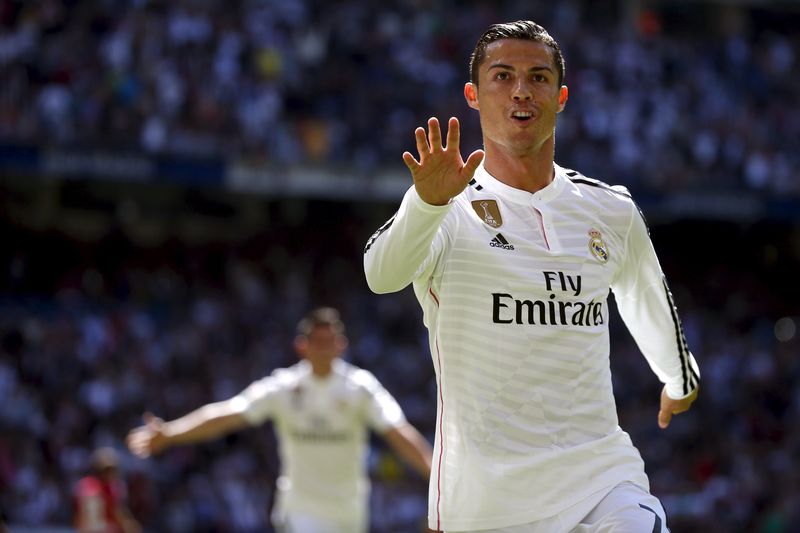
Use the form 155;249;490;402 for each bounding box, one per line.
127;308;433;533
232;358;406;531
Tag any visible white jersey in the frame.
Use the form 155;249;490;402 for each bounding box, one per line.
364;163;700;531
230;359;406;523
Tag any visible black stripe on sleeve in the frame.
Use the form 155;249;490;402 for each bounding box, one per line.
568;177;633;199
567;171;652;236
638;504;663;533
364;213;396;253
662;277;695;395
468;178;484;191
564;168;632;199
632;200;652;236
571;168;696;392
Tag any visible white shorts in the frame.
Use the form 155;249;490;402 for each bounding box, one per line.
452;482;668;533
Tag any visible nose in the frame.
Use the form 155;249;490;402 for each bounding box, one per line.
512;79;532;101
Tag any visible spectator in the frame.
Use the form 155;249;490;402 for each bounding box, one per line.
0;1;796;196
74;447;141;533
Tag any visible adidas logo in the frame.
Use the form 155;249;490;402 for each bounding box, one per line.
489;233;514;250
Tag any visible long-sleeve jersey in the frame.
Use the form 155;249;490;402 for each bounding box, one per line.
230;359;406;525
364;163;700;531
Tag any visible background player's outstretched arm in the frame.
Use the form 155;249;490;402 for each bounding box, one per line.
382;422;433;479
126;401;248;458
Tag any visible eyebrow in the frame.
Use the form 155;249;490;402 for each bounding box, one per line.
487;63;554;74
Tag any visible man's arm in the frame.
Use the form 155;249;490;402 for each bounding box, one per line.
364;117;483;294
364;186;449;294
612;202;700;428
126;400;249;458
382;422;433;479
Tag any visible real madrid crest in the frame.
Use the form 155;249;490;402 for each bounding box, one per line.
588;228;609;263
471;199;502;228
291;385;305;409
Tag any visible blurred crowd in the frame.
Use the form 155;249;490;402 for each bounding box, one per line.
0;201;437;532
0;0;798;196
1;198;799;531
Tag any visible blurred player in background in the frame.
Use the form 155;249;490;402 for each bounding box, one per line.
127;306;433;533
73;447;141;533
364;20;700;533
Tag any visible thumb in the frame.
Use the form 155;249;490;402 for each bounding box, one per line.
462;149;485;179
658;408;672;429
143;412;162;429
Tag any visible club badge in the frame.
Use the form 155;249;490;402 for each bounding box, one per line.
588;228;609;263
471;199;502;228
291;385;305;409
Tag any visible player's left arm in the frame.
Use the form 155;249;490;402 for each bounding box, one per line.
382;422;433;479
361;370;433;478
611;199;700;429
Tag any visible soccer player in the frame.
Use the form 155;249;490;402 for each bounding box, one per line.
364;20;700;533
74;447;141;533
126;307;432;533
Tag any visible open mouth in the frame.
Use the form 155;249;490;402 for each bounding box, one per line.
510;111;534;122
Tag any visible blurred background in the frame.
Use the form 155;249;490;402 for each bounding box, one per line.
1;0;798;531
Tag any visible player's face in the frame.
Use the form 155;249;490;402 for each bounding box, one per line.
465;39;568;156
297;325;347;363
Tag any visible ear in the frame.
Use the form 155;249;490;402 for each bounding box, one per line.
464;82;479;110
336;335;349;352
557;85;568;112
294;335;307;356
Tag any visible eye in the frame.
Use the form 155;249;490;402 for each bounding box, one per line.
532;73;548;83
495;71;511;81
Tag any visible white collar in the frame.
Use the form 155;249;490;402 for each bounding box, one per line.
472;162;568;205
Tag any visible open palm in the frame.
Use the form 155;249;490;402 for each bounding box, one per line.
403;117;485;206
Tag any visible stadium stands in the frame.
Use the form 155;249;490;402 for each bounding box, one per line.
1;1;798;531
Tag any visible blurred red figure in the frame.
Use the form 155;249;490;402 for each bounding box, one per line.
74;447;141;533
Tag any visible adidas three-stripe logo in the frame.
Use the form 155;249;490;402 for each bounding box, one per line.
489;233;514;250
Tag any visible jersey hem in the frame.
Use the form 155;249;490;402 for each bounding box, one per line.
429;477;636;531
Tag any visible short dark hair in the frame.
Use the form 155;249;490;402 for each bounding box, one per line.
296;307;345;337
469;20;565;87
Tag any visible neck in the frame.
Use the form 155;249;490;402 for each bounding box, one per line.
482;136;555;193
309;360;334;377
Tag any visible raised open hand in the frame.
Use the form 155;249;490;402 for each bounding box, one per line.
403;117;485;206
